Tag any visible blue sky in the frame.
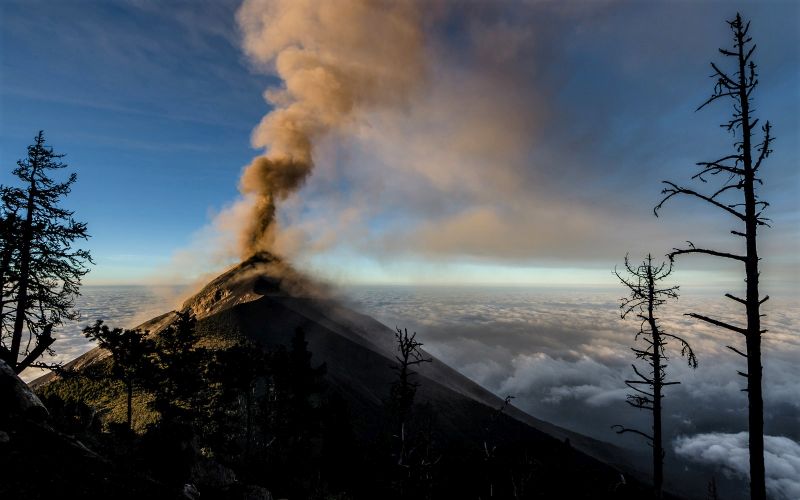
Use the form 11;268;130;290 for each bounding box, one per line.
1;0;797;291
0;0;261;282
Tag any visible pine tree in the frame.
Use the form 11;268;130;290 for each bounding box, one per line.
83;321;153;431
0;189;22;342
0;131;92;373
148;309;203;424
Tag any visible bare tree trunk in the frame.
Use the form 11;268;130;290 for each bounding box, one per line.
127;379;133;431
653;15;770;499
0;228;15;331
246;386;253;457
647;264;664;500
15;325;54;372
735;20;766;500
746;331;765;500
10;174;36;371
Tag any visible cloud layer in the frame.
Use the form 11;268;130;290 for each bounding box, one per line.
19;286;184;382
342;285;800;498
26;281;800;498
674;432;800;500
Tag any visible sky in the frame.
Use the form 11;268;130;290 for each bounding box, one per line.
0;0;798;293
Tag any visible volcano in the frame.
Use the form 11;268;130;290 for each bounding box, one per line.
30;252;655;498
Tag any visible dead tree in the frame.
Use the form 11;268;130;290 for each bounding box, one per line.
482;395;514;499
389;327;432;496
613;254;697;500
707;476;719;500
654;13;772;500
391;327;432;464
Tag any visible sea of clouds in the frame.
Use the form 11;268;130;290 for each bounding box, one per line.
20;285;183;383
343;285;800;499
25;284;799;498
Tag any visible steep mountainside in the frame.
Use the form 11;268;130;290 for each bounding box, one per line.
32;252;658;497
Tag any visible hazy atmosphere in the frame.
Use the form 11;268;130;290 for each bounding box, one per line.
1;1;798;500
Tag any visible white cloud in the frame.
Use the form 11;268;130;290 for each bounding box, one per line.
499;352;623;407
19;285;181;382
674;432;800;500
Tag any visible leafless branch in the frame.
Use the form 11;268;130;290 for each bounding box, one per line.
686;313;747;335
612;425;653;442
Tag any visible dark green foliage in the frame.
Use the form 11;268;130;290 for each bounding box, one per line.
48;316;341;496
0;189;21;343
83;321;153;432
137;310;208;486
0;131;92;373
32;315;660;499
201;340;268;458
147;309;205;425
38;392;101;435
257;327;330;496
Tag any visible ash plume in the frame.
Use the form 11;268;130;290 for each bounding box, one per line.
233;0;426;257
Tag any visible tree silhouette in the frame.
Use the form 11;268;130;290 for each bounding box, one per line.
148;309;203;425
388;327;435;498
83;320;153;432
0;131;92;373
0;191;22;359
256;327;328;497
613;254;697;499
203;341;267;458
654;13;772;500
482;394;514;499
390;327;432;468
706;475;719;500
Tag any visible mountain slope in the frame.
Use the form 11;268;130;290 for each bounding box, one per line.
32;252;656;497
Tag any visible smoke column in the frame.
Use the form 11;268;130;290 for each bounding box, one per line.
234;0;426;257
